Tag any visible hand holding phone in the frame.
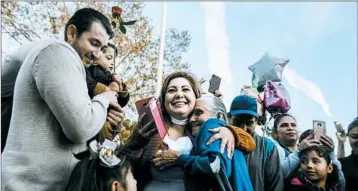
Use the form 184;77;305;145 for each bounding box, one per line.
208;74;221;94
313;120;326;140
135;97;167;139
334;121;344;133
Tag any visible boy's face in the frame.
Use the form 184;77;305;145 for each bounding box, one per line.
189;100;213;136
300;150;333;182
94;46;115;71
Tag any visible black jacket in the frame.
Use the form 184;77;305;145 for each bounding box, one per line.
339;153;358;191
85;65;130;108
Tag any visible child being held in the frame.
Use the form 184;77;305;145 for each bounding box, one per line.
84;43;130;143
287;146;343;191
65;139;137;191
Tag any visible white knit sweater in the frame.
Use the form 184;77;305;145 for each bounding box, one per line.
1;39;109;191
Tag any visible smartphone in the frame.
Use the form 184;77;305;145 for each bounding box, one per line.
313;120;326;140
208;74;221;94
135;97;167;139
334;121;344;133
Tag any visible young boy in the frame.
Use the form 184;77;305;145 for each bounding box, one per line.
287;146;343;191
84;43;130;143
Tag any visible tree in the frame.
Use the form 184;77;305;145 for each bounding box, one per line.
2;1;191;121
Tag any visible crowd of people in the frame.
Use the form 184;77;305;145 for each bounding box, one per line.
1;7;357;191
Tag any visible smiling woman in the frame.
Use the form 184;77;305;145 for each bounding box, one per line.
120;71;243;191
160;72;202;122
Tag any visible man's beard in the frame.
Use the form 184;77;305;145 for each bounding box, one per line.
71;39;95;65
71;39;83;59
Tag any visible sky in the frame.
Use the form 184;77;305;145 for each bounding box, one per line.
142;2;357;155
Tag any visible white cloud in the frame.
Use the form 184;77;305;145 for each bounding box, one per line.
202;2;233;108
299;3;339;41
283;66;332;116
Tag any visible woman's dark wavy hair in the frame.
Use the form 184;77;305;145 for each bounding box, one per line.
299;146;341;190
158;71;202;123
65;150;131;191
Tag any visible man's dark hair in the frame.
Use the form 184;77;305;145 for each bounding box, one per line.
64;8;114;41
348;117;358;133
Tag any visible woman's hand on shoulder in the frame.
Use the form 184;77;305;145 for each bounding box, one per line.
207;127;235;159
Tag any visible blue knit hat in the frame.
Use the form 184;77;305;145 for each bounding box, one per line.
348;117;358;133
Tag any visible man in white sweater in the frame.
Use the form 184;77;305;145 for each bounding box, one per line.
2;8;122;190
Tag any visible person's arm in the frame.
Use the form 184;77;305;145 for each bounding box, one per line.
176;141;231;177
206;125;256;159
85;67;109;97
281;150;300;178
275;140;300;178
118;114;156;160
337;142;345;158
329;152;346;191
336;131;347;158
264;139;284;191
176;119;232;177
226;125;256;152
33;43;110;143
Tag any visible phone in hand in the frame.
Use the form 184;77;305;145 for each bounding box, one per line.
135;97;167;139
208;74;221;94
313;120;326;140
334;121;344;133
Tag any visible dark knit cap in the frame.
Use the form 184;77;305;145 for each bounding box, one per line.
348;117;358;133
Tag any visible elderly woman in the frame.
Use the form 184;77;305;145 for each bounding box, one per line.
153;95;255;191
122;71;255;191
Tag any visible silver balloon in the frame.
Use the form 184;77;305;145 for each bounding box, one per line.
249;52;289;86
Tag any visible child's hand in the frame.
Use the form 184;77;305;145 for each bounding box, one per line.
112;74;121;84
109;82;120;92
